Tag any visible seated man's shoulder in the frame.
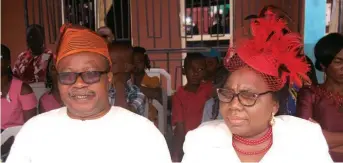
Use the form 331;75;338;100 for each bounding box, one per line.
27;108;63;125
17;108;64;136
111;106;164;140
112;106;156;128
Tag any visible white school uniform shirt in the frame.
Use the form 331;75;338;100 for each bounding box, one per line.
182;115;333;163
6;106;172;163
202;98;223;123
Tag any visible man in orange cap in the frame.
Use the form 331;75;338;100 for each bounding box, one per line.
6;25;172;163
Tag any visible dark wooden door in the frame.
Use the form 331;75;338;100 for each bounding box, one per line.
233;0;305;43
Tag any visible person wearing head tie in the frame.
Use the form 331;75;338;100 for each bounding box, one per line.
244;5;318;115
181;18;333;163
12;24;53;84
6;24;171;163
248;5;317;84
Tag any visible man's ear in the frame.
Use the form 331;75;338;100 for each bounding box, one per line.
107;71;113;84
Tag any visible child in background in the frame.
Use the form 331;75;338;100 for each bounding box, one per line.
1;44;37;130
108;42;146;115
171;53;213;162
202;48;228;84
132;46;161;125
97;27;146;115
201;49;230;122
39;57;64;113
203;49;221;82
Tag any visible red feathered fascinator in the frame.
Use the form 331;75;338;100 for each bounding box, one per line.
224;18;310;91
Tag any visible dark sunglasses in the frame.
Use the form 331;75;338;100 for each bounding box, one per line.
217;88;273;107
58;71;108;85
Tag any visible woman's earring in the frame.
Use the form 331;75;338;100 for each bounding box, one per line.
269;112;275;126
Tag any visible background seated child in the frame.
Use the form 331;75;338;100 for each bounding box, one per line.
201;49;230;122
132;46;161;124
97;27;146;115
171;53;213;162
39;56;64;113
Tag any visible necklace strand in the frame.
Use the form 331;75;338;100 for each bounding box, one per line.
232;127;273;155
233;127;272;145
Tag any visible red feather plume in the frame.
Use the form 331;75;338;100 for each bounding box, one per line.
225;17;311;89
253;18;311;88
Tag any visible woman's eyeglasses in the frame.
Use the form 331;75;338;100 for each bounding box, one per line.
217;88;273;107
58;71;108;85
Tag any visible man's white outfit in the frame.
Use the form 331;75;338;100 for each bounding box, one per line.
6;106;172;163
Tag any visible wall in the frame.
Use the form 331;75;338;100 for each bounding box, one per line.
2;0;27;66
1;0;60;66
2;0;312;89
96;0;183;89
130;0;183;89
303;0;326;83
233;0;305;43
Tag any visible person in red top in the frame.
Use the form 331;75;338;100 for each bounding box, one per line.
12;24;53;83
171;53;213;162
296;33;343;161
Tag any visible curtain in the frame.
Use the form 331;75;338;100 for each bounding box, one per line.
339;0;343;33
329;0;343;33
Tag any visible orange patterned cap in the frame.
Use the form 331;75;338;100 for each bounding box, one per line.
56;24;111;67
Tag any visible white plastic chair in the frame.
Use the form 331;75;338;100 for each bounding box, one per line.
145;68;173;96
1;126;22;146
29;82;50;102
144;68;172;135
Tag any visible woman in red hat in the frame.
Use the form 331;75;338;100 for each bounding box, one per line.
181;18;332;163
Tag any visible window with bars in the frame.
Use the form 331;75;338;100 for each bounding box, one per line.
183;0;232;42
64;0;95;30
104;0;131;41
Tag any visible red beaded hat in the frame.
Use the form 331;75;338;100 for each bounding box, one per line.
224;18;310;91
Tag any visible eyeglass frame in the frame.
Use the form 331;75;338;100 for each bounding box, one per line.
57;70;109;85
216;88;273;107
